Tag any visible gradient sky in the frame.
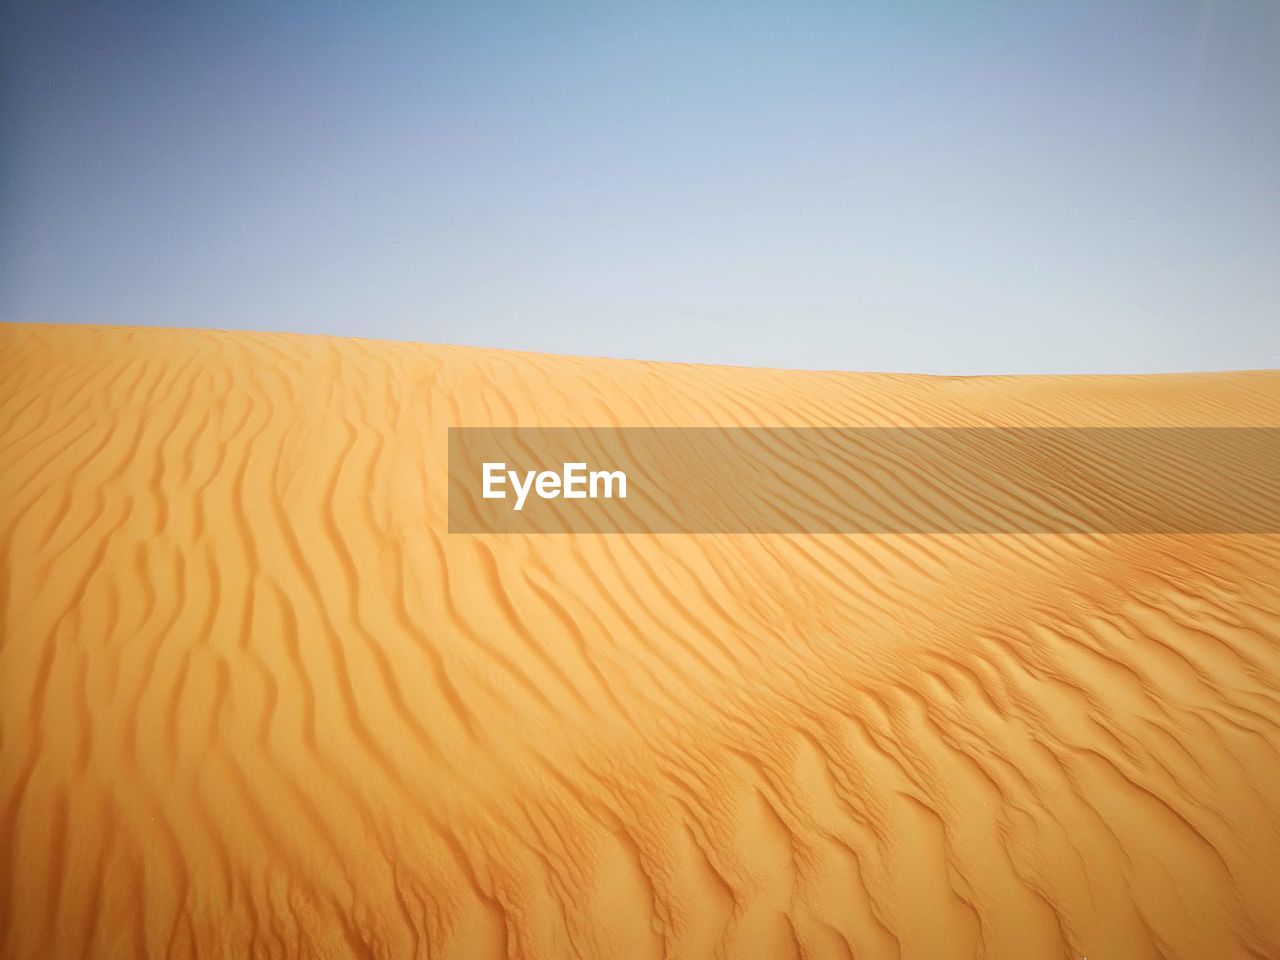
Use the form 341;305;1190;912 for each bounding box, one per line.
3;1;1278;373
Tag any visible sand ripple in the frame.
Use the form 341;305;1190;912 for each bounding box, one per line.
2;323;1280;959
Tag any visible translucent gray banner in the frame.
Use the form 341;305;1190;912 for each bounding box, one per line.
448;427;1280;534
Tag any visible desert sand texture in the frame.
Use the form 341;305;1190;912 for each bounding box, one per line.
3;322;1280;960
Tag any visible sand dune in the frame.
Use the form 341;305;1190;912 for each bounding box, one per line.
2;322;1280;960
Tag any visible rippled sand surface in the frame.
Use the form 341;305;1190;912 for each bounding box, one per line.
3;323;1280;960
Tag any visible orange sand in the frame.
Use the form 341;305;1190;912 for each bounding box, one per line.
2;322;1279;959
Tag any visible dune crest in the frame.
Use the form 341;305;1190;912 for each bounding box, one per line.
2;323;1280;960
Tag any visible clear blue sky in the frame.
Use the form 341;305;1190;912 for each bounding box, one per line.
2;1;1277;373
